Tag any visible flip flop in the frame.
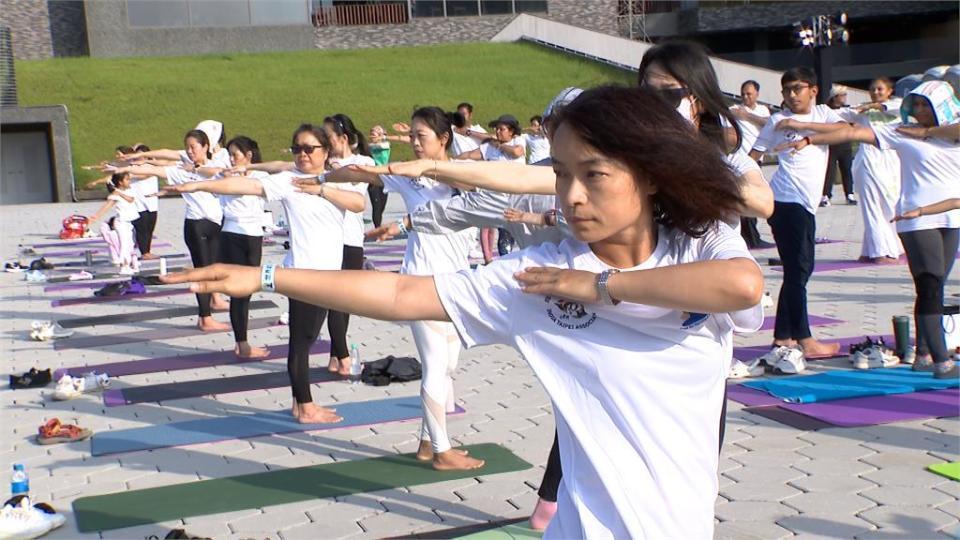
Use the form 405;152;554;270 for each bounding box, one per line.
37;418;93;444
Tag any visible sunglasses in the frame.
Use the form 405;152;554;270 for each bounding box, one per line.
781;84;813;96
649;87;693;108
290;144;324;155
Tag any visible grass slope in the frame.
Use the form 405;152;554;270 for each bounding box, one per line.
16;42;633;187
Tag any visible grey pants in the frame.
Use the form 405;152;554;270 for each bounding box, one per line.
899;227;959;363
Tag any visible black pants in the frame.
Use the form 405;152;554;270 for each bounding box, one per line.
368;184;389;228
183;218;221;317
899;228;960;363
537;385;731;502
823;143;854;198
132;210;158;254
288;297;327;404
219;231;263;342
328;245;364;359
768;202;816;341
740;217;762;248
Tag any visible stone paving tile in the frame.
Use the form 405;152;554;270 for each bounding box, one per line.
864;465;953;487
714;520;794;539
858;506;959;533
714;501;799;522
721;481;804;502
789;473;879;493
784;492;877;514
778;512;877;538
794;458;879;476
861;485;956;507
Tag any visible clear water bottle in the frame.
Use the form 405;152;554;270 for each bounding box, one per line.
348;343;362;384
11;464;28;496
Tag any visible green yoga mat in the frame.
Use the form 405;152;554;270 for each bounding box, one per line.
928;462;960;481
457;523;543;539
73;443;531;532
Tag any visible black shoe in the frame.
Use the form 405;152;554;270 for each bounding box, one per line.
9;368;52;389
29;257;54;270
768;258;782;266
755;240;776;249
93;281;127;297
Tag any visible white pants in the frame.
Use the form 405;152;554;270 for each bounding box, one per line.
100;220;139;269
410;319;461;453
853;153;903;259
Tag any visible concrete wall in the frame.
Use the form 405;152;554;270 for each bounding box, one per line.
48;0;88;57
0;105;75;203
0;0;53;60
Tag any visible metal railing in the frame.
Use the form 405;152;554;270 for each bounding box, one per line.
313;2;409;27
0;26;16;106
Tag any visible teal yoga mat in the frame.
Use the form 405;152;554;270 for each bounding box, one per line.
742;366;960;403
92;395;462;456
73;443;531;532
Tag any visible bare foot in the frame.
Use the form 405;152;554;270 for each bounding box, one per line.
337;356;352;376
140;253;158;260
872;256;900;265
416;439;469;461
297;403;342;424
236;343;269;358
799;338;841;359
529;498;558;531
198;317;230;332
772;339;798;348
211;295;230;311
327;357;340;373
291;403;300;418
432;449;484;471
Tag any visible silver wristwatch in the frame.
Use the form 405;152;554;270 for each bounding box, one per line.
596;269;620;305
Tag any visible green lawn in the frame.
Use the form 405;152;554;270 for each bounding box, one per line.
15;42;634;188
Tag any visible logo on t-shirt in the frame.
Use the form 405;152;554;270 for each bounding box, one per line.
681;312;709;330
783;129;801;142
545;296;597;330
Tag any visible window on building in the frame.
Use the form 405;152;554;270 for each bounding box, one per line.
412;0;445;17
250;0;310;25
445;1;479;17
515;1;547;13
127;0;190;28
480;0;512;16
190;0;251;27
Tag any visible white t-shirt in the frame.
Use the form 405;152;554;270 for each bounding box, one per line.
329;154;376;248
109;189;141;223
260;170;345;270
480;136;527;163
165;167;223;224
730;103;770;152
380;174;474;275
130;176;159;213
873;124;960;233
753;104;845;215
179;147;231;169
522;133;551;164
219;171;267;237
434;224;762;540
452;131;480;157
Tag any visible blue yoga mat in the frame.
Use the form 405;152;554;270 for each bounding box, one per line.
742;367;960;404
91;395;461;456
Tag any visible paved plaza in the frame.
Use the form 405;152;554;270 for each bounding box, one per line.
1;187;958;540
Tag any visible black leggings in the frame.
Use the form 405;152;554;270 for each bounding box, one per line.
899;227;960;363
219;231;263;342
288;297;327;404
537;385;730;503
328;245;364;360
132;211;158;254
183;218;221;317
823;143;854;198
368;184;389;228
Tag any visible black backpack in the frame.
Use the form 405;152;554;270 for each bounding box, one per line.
360;356;422;386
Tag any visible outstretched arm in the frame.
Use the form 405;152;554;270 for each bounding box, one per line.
893;198;960;222
383;160;556;195
245;161;296;174
162;264;450;322
896;124;960;142
87;199;117;225
775;124;877;152
164;176;266;197
121;149;181;162
291;179;366;213
324;165;384;187
111;163;169;179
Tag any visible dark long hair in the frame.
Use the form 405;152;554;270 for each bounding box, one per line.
226;135;262;164
411;106;456;150
637;40;743;153
324;113;370;156
552;85;744;237
291;123;332;150
184;129;212;159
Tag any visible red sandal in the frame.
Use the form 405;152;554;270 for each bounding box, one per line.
37;418;92;445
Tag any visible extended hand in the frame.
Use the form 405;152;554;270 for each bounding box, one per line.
503;208;525;222
364;222;400;242
775;118;801;131
386;160;433;178
392;122;411;134
161;263;261;297
514;267;600;303
773;139;808;154
891;208;922;222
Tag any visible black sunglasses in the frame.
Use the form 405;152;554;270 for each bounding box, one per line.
649;87;693;108
290;144;324;155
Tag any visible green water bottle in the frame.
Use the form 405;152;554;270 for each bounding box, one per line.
892;315;911;359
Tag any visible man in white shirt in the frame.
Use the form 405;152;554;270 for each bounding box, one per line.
730;80;773;249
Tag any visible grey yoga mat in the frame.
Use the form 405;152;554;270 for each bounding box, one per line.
51;288;193;307
103;366;344;406
92;396;460;456
54;316;280;350
44;268;186;284
55;300;276;329
54;339;325;379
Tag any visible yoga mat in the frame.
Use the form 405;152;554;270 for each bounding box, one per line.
56;253;188;268
30;237;160;249
726;384;785;407
733;335;894;362
758;314;842;332
39;243;172;258
927;462;960;482
772;253;958;274
55;339;326;379
55;300;276;329
55;316;279;350
72;443;531;532
744;405;840;431
779;388;960;427
52;288;193;307
457;524;542;540
363;245;407;255
43;267;187;284
398;519;529;540
103;365;339;406
91;396;462;456
742;367;960;403
45;279;180;292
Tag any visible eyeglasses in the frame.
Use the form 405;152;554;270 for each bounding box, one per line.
781;84;813;96
290;144;324;155
649;87;693;108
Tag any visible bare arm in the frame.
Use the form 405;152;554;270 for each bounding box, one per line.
113;164;170;179
894;198;960;222
384;159;557;195
775;124;877;152
897;124;960;142
498;143;526;159
776;118;852;134
162;265;450;322
246;161;296;174
737;169;774;219
454;148;483;161
121;149;181;162
164;176;266;197
292;181;366;213
324;165;384;187
87;199;117;225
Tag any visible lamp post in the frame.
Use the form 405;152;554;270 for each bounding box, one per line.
793;13;849;104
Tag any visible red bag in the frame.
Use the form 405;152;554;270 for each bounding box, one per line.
59;215;89;240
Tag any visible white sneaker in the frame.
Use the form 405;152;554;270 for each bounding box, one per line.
757;345;791;368
29;321;73;341
901;347;916;365
761;292;774;309
773;348;806;374
278;312;290;325
24;270;47;283
728;358;764;379
52;372;109;400
68;270;94;281
853;347;900;370
0;497;65;540
118;265;135;276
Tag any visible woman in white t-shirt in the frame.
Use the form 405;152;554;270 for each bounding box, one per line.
777;80;960;379
165;124;364;423
323;114;374;376
119;120;232;173
87;172;141;275
323;106;481;471
164;86;764;539
521;115;551;164
115;129;231;332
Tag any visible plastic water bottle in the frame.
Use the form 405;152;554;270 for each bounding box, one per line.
348;343;362;384
11;464;28;496
159;257;168;276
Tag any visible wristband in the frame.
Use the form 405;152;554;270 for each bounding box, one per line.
802;136;811;146
261;263;277;292
396;218;408;236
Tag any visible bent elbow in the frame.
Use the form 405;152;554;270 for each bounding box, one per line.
731;263;764;310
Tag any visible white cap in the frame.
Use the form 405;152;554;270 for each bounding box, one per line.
195;120;223;148
543;87;584;119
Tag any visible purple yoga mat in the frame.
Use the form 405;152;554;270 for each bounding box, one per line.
54;316;279;350
363;245;407;255
40;243;172;258
758;314;842;332
54;253;188;268
773;253;959;274
44;278;183;292
727;384;784;407
733;334;894;362
51;288;193;307
31;237;160;249
780;388;960;427
54;341;329;379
